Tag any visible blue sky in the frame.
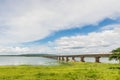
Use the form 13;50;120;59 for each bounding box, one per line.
0;0;120;54
28;18;120;45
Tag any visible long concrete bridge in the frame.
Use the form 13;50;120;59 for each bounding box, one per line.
0;53;111;63
55;53;111;63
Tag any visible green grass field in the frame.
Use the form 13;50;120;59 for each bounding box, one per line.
0;62;120;80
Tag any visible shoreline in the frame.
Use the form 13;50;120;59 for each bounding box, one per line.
0;62;119;66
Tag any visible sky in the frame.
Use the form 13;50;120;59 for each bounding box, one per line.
0;0;120;55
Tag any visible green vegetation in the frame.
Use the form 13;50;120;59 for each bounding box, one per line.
0;62;120;80
109;47;120;64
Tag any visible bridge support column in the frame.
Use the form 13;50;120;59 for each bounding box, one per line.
60;57;62;61
62;57;64;61
58;57;61;61
81;56;85;62
66;57;69;62
95;56;101;63
72;57;76;62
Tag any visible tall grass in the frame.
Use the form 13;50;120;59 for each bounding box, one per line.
0;62;119;80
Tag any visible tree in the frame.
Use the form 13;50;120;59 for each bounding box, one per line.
109;48;120;64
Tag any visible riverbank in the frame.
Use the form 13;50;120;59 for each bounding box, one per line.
0;62;119;80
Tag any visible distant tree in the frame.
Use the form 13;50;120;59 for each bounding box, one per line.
109;48;120;64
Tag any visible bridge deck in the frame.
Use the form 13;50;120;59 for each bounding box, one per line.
56;53;111;57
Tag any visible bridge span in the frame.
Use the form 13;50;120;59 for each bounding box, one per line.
56;53;111;63
0;53;111;63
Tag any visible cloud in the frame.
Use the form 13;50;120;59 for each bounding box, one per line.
101;24;120;30
54;25;120;54
0;0;120;54
0;0;120;45
0;46;29;54
0;25;120;54
0;45;58;55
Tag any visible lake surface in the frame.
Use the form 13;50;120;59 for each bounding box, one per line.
0;56;58;66
0;56;118;66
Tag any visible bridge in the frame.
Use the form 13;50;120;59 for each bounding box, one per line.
55;53;111;63
0;53;111;63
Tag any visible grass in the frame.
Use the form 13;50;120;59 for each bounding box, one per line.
0;62;120;80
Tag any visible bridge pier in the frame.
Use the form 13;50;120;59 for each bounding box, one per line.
56;53;110;63
62;57;64;61
81;56;85;62
66;57;69;62
58;56;69;62
58;57;61;61
95;56;101;63
72;57;76;62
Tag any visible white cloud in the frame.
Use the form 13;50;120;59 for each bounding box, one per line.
0;0;120;44
0;45;58;55
101;24;120;30
54;25;120;54
0;46;29;54
0;25;120;54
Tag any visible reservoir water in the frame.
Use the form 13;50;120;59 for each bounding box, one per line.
0;56;58;66
0;56;118;66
